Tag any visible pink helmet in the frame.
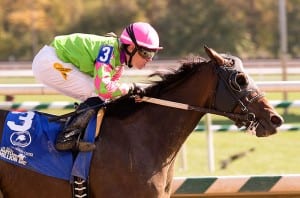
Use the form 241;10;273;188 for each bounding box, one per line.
120;22;163;50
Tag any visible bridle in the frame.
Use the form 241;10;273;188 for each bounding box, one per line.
140;57;264;132
212;58;264;131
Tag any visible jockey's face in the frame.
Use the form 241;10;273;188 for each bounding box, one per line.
127;44;153;69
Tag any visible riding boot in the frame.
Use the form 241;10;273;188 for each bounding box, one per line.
55;97;103;152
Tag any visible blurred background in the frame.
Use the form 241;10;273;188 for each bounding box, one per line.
1;0;300;60
0;0;299;177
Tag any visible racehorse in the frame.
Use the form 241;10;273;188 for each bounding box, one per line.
0;46;283;198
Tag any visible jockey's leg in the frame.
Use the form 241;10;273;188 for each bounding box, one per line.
55;97;103;152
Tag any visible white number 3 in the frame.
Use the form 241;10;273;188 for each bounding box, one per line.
7;111;35;132
97;46;113;64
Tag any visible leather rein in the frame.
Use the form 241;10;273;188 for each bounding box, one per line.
140;96;252;120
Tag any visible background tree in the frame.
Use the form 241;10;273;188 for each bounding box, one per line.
156;0;248;58
68;0;143;35
287;0;300;57
0;0;299;60
0;0;82;60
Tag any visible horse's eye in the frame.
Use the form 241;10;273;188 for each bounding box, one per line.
236;73;248;88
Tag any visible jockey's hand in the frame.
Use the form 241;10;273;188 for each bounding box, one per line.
133;96;142;103
129;83;145;98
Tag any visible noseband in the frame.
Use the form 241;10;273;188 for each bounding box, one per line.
212;58;264;131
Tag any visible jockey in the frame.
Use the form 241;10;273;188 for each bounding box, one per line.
32;22;163;152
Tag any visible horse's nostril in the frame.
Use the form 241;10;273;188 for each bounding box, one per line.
270;115;284;127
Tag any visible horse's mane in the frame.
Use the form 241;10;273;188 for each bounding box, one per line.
105;56;208;118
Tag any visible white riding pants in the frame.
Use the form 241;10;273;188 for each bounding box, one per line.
32;45;97;101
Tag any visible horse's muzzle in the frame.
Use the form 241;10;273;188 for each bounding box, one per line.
270;114;284;128
254;113;284;137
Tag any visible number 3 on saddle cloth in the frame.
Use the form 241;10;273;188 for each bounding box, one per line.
0;111;98;181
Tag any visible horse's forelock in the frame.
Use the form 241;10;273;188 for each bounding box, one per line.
221;54;245;72
232;56;245;72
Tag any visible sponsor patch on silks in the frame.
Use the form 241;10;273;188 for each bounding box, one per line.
0;111;96;181
96;45;114;64
53;62;72;80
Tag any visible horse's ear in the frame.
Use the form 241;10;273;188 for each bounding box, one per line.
204;45;225;66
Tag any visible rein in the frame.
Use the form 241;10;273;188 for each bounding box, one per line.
140;96;255;122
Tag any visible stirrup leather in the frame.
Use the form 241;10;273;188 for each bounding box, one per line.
55;108;96;152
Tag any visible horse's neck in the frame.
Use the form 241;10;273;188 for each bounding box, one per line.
148;100;203;153
138;67;216;161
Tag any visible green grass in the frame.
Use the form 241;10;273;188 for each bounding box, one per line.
174;131;300;176
0;94;74;115
0;77;37;84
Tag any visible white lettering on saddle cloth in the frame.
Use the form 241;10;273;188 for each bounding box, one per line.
0;111;36;165
0;147;27;165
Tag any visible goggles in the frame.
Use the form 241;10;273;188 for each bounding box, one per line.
137;47;157;60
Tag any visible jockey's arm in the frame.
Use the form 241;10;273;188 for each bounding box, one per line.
93;61;130;100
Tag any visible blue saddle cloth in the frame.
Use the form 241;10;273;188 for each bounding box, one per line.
0;111;96;181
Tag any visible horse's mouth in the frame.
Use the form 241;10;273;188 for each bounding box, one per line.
235;114;284;137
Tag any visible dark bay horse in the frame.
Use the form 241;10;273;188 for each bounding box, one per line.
0;46;283;198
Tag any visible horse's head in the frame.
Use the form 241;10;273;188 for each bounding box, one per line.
205;46;283;137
